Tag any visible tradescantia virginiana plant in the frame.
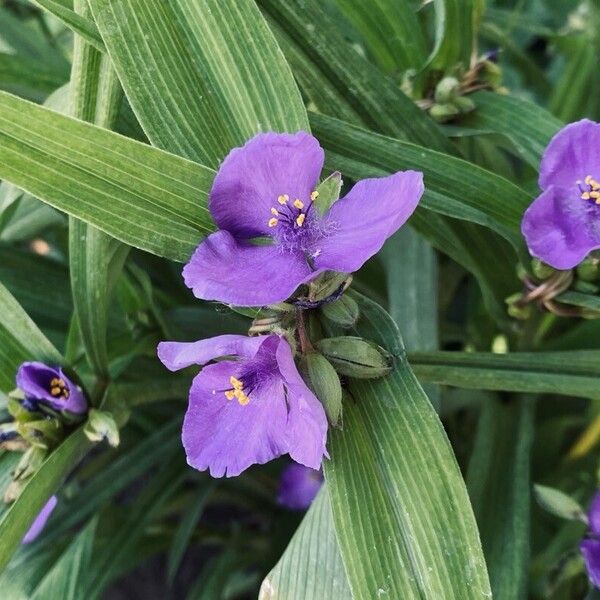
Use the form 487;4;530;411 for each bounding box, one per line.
1;0;600;598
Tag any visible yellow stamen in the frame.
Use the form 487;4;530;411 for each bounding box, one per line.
236;390;250;406
293;199;304;209
230;376;243;390
278;194;289;205
51;387;61;396
582;192;591;200
296;213;306;227
591;191;600;199
224;390;236;401
268;217;278;228
311;190;319;201
585;175;593;185
63;390;69;398
50;378;60;386
593;180;600;191
271;207;279;216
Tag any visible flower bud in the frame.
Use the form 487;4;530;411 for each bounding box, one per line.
303;352;343;426
434;76;460;103
505;293;531;320
84;409;120;447
314;171;342;215
453;95;476;114
315;336;393;379
17;418;63;449
577;257;599;282
429;102;460;123
309;272;352;302
532;258;557;280
320;294;360;328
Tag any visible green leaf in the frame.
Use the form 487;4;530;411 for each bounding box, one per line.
333;0;427;74
29;516;97;600
409;350;600;398
0;281;63;393
467;396;535;599
89;0;308;166
0;91;214;261
0;428;93;572
259;488;351;600
534;484;587;523
324;292;491;599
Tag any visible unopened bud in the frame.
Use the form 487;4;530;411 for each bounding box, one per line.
482;60;502;87
315;336;393;379
321;294;360;328
84;409;120;447
453;95;476;114
434;77;460;103
531;259;556;280
309;272;352;302
505;293;531;320
17;418;63;449
314;171;342;215
303;352;343;426
429;102;460;123
577;257;599;282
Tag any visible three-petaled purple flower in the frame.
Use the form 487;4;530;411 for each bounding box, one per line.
581;490;600;588
183;131;424;306
158;334;328;477
522;119;600;270
277;463;323;510
16;362;87;414
22;495;57;544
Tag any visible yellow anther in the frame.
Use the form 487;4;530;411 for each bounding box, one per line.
296;213;306;227
230;376;244;390
586;175;593;185
278;194;289;205
50;378;60;386
236;391;250;406
51;387;61;396
63;390;69;398
224;390;236;401
293;199;304;209
268;217;278;228
311;190;319;201
591;191;600;199
271;207;279;216
582;192;591;200
593;180;600;191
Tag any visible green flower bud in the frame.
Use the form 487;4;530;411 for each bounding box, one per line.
315;336;393;379
531;259;556;280
303;352;343;426
482;60;502;87
577;257;599;282
314;171;343;215
309;271;352;302
434;76;460;103
17;418;63;449
453;95;476;114
505;293;531;320
84;409;120;447
429;102;460;123
321;294;360;328
5;446;47;501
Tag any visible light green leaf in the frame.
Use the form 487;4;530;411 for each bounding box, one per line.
89;0;308;166
0;281;63;393
0;91;214;261
259;488;351;600
409;350;600;398
324;292;491;599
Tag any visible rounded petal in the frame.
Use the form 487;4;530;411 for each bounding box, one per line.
182;230;313;306
182;362;289;477
276;339;328;469
521;186;600;270
22;495;58;544
314;171;424;273
588;490;600;535
540;120;600;190
581;539;600;588
277;464;323;510
157;334;271;371
209;132;325;238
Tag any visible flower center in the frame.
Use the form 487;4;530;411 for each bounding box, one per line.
267;191;319;230
49;377;70;399
223;375;251;405
578;175;600;203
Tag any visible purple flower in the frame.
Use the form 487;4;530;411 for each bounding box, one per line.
183;132;424;306
22;495;57;544
157;334;328;477
581;491;600;587
277;463;323;510
16;362;87;415
522;119;600;270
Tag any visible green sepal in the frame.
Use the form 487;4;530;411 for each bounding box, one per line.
320;294;360;328
84;409;120;447
314;171;342;215
17;418;63;449
303;352;343;426
534;484;587;523
315;336;393;379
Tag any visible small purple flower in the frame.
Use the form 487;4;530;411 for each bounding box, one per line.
581;491;600;587
16;362;87;414
157;334;328;478
183;132;424;306
22;495;57;544
522;119;600;270
277;463;323;510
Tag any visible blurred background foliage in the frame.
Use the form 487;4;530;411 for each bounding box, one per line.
1;0;600;598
